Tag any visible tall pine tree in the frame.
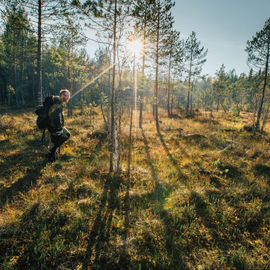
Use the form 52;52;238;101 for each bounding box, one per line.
246;18;270;131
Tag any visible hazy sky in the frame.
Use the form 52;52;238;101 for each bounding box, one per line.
173;0;270;76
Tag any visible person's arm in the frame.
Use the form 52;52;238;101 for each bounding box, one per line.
48;102;63;132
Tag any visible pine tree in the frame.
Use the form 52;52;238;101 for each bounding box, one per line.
132;0;154;128
1;5;36;106
184;31;207;114
164;29;184;117
15;0;72;105
82;0;131;172
213;64;229;112
246;18;270;131
150;0;175;131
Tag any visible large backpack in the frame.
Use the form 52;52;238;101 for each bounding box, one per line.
35;96;54;142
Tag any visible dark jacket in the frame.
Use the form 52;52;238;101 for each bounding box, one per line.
47;96;64;133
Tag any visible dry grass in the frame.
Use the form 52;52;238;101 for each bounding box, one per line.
0;107;270;269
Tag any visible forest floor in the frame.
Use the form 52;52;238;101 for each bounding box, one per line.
1;107;270;270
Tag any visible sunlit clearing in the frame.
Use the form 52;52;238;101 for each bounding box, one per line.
127;39;143;56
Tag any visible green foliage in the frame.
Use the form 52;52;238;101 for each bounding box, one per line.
246;18;270;69
0;6;36;105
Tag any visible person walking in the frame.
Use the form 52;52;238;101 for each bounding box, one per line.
47;89;71;162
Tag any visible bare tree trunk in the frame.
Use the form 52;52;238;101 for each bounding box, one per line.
20;36;25;106
109;0;117;173
139;22;146;129
167;54;171;117
68;47;73;117
255;44;269;131
115;106;122;172
37;0;43;105
114;102;119;171
186;55;192;113
190;81;194;114
107;64;111;132
260;105;269;134
154;11;160;132
13;30;17;107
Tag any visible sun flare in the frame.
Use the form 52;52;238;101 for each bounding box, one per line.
126;39;143;56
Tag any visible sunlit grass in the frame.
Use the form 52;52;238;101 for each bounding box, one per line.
1;108;270;269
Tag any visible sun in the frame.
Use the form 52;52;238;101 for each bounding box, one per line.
126;39;143;56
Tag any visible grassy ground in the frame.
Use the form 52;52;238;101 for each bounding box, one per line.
1;107;270;269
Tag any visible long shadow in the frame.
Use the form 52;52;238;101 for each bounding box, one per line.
170;134;212;176
157;129;186;184
0;159;48;208
142;127;178;206
83;174;123;269
119;109;134;266
141;128;159;184
141;128;188;269
189;191;243;252
0;138;43;179
0;137;50;208
170;135;190;158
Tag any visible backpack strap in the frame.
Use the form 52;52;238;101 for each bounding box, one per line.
41;129;46;144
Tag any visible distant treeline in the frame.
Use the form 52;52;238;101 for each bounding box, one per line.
0;1;269;134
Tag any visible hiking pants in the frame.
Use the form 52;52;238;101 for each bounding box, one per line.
49;127;70;150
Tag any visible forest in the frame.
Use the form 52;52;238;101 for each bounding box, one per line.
0;0;270;269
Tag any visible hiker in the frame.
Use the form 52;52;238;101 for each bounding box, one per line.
47;89;71;162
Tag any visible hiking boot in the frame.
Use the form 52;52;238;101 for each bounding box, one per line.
48;148;56;162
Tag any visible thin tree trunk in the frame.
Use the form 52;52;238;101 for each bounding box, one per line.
255;43;269;131
114;51;124;173
20;35;25;106
186;54;192;113
139;21;146;129
154;11;160;132
37;0;42;105
109;0;117;173
170;80;174;115
116;106;122;172
260;105;269;134
13;29;17;107
107;63;111;132
167;53;171;117
190;81;194;114
68;47;73;117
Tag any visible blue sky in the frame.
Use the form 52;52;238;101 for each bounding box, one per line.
85;0;270;77
172;0;270;76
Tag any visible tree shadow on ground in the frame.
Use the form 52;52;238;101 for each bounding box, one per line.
0;159;48;208
0;138;49;208
189;191;232;251
141;128;158;183
83;174;124;269
157;128;186;184
139;128;188;269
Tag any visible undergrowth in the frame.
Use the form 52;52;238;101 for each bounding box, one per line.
0;108;270;269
